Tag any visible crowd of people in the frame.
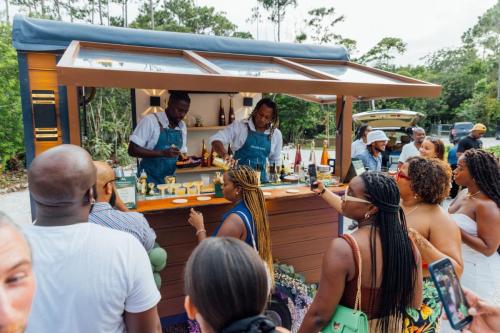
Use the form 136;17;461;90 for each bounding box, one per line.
1;122;499;333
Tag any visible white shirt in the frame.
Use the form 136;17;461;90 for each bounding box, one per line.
209;119;283;164
24;223;161;333
398;142;420;163
351;139;367;158
130;112;188;153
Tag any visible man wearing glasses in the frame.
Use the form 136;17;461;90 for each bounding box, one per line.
89;161;156;251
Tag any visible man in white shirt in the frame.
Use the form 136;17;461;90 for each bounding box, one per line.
351;124;372;158
210;98;283;182
398;127;425;168
129;91;190;184
24;145;161;333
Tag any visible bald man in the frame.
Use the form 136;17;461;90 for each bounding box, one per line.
90;161;156;251
0;212;35;333
24;145;161;333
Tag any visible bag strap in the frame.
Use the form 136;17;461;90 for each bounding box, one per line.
341;233;362;312
234;210;257;250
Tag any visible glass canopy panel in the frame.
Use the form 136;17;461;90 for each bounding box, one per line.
74;48;207;74
209;58;313;80
307;64;401;84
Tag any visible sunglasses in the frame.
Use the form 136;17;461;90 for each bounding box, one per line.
341;188;371;204
396;170;411;181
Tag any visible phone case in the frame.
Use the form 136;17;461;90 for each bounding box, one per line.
429;258;472;330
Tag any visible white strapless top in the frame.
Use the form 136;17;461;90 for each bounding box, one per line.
451;213;477;236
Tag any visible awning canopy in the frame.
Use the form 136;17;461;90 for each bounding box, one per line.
12;15;441;101
56;41;441;100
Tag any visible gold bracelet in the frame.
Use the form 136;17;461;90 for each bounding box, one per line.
195;229;207;236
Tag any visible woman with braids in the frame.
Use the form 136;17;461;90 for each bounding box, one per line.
419;136;445;160
396;157;463;332
210;98;282;182
298;172;423;333
448;149;500;303
187;165;273;277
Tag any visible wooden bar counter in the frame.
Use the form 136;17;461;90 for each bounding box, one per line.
137;185;346;318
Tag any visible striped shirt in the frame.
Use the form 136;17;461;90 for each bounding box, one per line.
89;202;156;251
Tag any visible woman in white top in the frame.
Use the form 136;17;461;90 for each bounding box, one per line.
351;124;372;158
448;149;500;303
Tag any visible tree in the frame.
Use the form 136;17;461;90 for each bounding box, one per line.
256;0;297;42
246;6;262;39
0;24;23;169
357;37;407;69
468;0;500;99
303;7;345;45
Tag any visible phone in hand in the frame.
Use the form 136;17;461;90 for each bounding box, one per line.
429;258;473;330
308;164;318;190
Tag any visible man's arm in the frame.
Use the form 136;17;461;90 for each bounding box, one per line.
125;306;162;333
128;142;180;158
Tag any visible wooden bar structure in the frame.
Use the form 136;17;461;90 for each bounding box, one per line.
12;15;441;322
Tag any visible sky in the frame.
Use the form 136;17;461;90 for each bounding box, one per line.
193;0;497;66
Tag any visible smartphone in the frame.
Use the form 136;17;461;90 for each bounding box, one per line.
308;164;318;190
429;258;473;330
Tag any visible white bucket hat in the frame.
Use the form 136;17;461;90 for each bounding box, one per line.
366;130;389;145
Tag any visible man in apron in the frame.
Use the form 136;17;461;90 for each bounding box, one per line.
128;91;190;184
209;98;283;182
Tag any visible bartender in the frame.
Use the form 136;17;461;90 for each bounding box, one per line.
128;91;190;184
210;98;283;182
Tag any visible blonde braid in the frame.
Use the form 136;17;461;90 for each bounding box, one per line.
228;166;274;281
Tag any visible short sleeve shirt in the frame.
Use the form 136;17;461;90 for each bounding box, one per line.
457;136;482;154
398;142;420;163
24;223;160;333
130;112;187;153
354;150;382;172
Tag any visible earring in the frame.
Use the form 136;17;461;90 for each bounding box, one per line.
364;212;371;220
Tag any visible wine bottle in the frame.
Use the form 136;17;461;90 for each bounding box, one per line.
280;160;286;182
227;143;233;156
294;144;302;174
201;139;209;167
218;99;226;126
228;98;235;124
321;140;329;165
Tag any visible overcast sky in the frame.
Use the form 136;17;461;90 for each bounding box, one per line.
194;0;497;65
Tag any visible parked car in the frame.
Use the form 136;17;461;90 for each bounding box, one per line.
352;109;425;169
449;122;473;142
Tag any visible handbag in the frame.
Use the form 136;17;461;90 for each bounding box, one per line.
321;234;369;333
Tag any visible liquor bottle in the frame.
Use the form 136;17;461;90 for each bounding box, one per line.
228;98;235;124
269;163;277;183
309;140;317;165
294;144;302;174
321;140;329;165
201;139;209;167
255;161;261;185
218;99;226;126
209;147;215;167
227;143;233;157
280;160;286;182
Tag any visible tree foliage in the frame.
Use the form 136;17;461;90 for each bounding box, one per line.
256;0;296;42
0;23;23;169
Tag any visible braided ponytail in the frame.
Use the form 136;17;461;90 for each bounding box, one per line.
227;166;274;280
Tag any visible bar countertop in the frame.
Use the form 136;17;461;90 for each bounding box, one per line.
135;184;347;213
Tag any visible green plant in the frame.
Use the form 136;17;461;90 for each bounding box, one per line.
485;145;500;156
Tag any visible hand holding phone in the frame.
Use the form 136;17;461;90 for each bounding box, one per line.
308;164;318;190
429;258;473;330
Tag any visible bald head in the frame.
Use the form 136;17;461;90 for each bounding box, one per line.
28;145;96;208
93;161;116;202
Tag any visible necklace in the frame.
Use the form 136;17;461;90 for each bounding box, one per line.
404;203;421;216
467;190;481;199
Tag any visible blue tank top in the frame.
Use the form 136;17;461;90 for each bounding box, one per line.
213;201;257;249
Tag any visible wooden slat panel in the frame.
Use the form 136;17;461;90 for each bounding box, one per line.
273;237;332;260
158;296;186;318
271;223;336;246
282;253;324;273
269;208;337;230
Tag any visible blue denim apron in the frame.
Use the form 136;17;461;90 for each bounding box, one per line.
138;113;183;184
234;124;271;182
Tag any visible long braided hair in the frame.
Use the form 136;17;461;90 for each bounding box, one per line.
463;149;500;208
249;98;279;137
359;172;418;332
227;165;274;279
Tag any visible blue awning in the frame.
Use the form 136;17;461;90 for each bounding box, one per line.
12;15;349;61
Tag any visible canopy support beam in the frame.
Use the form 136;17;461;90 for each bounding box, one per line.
67;85;81;146
335;95;353;181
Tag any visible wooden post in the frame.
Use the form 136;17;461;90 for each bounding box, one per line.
66;85;81;146
334;95;353;181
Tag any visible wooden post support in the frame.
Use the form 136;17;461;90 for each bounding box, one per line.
335;95;353;181
66;85;81;146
